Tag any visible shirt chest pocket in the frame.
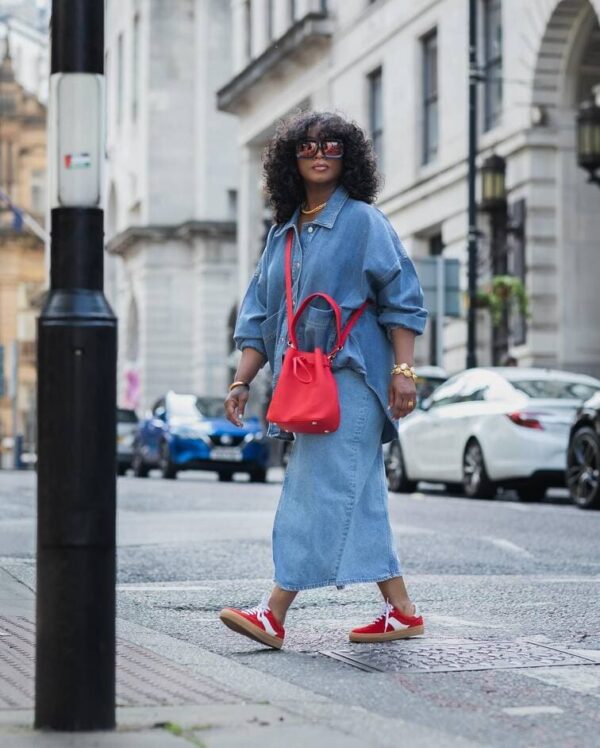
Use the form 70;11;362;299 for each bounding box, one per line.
295;303;337;352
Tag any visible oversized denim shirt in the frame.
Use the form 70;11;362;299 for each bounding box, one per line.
233;184;428;444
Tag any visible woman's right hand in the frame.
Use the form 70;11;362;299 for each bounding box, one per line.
224;386;250;427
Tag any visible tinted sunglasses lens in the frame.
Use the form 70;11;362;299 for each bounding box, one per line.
323;140;343;158
296;141;318;158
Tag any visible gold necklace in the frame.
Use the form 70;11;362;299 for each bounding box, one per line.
301;201;327;215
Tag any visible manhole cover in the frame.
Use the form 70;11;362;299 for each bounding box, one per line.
0;616;234;709
321;640;600;673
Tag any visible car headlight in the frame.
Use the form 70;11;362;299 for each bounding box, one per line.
244;431;264;443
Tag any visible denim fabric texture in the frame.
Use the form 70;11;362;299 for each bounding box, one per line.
233;184;428;444
272;368;402;590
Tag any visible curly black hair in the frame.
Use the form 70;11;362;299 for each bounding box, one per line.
262;111;381;224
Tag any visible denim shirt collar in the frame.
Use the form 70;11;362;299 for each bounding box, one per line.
273;184;350;237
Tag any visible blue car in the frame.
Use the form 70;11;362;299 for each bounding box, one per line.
131;391;269;482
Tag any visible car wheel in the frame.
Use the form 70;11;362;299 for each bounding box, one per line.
463;440;496;499
566;426;600;509
132;450;150;478
250;466;267;483
516;481;546;503
386;440;418;493
218;470;233;482
159;441;178;479
445;482;465;496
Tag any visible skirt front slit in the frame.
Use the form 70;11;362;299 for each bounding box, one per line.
272;367;402;591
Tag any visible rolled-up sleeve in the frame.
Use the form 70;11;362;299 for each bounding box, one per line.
233;238;270;361
366;213;428;337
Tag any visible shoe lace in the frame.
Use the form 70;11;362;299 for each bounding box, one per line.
372;599;394;630
243;594;272;624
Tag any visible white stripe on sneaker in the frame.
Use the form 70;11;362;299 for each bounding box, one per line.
258;611;277;637
388;616;410;631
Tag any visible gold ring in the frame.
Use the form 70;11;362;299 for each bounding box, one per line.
408;400;414;408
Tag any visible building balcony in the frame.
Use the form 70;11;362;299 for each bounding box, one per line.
217;12;333;115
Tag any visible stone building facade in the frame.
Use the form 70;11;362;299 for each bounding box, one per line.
104;0;240;411
0;46;46;451
218;0;600;377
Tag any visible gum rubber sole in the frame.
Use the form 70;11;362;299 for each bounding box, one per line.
219;609;283;650
349;624;424;643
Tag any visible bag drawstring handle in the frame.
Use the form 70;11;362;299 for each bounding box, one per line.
284;228;371;360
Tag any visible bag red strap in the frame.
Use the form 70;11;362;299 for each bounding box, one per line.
284;228;371;360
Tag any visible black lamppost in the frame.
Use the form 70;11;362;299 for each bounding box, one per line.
466;0;479;369
576;101;600;187
480;154;507;214
35;0;116;731
479;154;509;364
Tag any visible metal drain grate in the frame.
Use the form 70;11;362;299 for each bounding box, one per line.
0;616;234;709
321;640;600;673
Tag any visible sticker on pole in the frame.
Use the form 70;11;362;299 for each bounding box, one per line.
64;152;92;170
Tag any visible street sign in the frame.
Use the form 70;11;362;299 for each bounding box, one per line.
414;257;462;318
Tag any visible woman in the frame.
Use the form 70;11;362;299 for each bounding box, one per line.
219;111;428;649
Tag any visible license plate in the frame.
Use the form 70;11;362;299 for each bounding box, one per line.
210;446;243;461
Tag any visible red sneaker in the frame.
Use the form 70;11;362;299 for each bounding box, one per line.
219;596;285;650
349;601;424;643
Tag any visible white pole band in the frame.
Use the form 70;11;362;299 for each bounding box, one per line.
49;73;104;209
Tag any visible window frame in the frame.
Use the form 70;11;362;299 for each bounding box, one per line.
116;31;124;128
368;66;384;169
421;28;438;165
131;13;140;123
482;0;503;131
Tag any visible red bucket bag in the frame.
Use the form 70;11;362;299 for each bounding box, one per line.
266;229;371;434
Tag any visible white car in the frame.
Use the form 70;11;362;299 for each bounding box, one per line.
387;367;600;501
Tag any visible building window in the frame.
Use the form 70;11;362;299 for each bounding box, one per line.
428;233;444;365
289;0;297;22
267;0;274;41
320;0;328;12
116;32;124;127
227;189;238;220
422;29;438;164
131;14;140;122
483;0;502;131
368;67;383;168
244;0;252;61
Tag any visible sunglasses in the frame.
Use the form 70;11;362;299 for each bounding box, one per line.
295;138;344;159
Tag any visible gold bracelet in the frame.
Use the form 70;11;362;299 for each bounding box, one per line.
228;380;250;392
391;363;417;381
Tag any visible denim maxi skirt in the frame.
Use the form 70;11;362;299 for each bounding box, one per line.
272;367;403;591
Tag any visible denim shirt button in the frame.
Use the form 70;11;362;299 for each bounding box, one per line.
307;226;314;233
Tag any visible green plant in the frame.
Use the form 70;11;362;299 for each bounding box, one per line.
473;275;529;327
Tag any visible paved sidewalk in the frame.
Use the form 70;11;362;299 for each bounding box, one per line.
0;565;477;747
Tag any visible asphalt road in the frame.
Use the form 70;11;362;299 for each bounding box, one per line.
1;467;599;747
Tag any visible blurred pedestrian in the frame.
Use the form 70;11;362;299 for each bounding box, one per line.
220;111;428;648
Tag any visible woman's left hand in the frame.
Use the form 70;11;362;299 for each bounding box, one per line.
388;375;417;419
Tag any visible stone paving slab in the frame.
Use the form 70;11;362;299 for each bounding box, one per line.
0;616;237;709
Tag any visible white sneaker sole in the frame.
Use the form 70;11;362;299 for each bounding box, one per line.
219;609;283;650
349;624;424;643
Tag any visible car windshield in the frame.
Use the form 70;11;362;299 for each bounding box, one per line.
510;379;600;401
416;376;447;403
167;394;225;419
117;409;138;423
